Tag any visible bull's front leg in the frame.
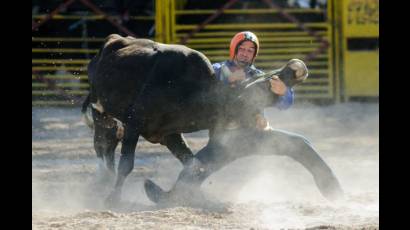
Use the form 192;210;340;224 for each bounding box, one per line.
91;109;119;189
105;122;139;207
162;133;194;165
93;124;118;185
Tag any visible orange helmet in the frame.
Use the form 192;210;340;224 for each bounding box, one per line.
229;31;259;61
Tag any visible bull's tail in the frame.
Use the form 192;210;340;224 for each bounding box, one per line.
81;93;94;129
82;49;100;130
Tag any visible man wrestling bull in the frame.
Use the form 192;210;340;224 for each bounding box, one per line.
144;31;344;204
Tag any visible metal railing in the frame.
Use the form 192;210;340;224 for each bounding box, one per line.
158;0;335;100
33;0;336;106
32;0;154;106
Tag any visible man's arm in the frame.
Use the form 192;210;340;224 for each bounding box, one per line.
276;87;294;110
269;77;294;110
212;62;229;84
212;62;221;75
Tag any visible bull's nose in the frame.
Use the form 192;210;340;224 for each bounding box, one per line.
289;60;308;78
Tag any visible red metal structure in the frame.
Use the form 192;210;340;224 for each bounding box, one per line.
32;0;137;37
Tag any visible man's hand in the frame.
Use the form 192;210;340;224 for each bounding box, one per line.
269;77;287;96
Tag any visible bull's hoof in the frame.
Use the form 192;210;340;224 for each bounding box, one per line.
104;190;122;208
144;179;169;204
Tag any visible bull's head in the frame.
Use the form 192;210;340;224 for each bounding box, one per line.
243;58;309;89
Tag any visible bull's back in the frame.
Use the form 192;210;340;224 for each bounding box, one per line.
90;34;217;136
136;43;218;137
91;35;160;118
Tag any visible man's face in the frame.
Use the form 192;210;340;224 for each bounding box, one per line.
234;41;256;68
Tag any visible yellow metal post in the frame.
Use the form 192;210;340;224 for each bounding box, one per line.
339;0;379;100
155;0;163;42
326;0;337;102
164;0;171;43
170;0;176;43
329;0;342;102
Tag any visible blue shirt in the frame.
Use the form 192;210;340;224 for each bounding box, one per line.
212;60;294;110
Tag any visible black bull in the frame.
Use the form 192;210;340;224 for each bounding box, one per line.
82;34;343;204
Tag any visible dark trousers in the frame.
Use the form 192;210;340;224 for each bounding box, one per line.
173;127;344;201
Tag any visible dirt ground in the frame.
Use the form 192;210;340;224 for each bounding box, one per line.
32;102;379;229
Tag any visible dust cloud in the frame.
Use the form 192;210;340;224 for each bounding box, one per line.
32;102;378;229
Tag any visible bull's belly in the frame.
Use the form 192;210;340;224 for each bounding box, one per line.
141;120;208;144
139;103;213;143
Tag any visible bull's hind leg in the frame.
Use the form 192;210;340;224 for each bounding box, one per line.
162;133;194;165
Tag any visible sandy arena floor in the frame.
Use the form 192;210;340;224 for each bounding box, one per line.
32;102;379;229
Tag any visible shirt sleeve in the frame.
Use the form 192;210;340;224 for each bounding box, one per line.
212;62;222;80
276;87;294;110
212;62;231;84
